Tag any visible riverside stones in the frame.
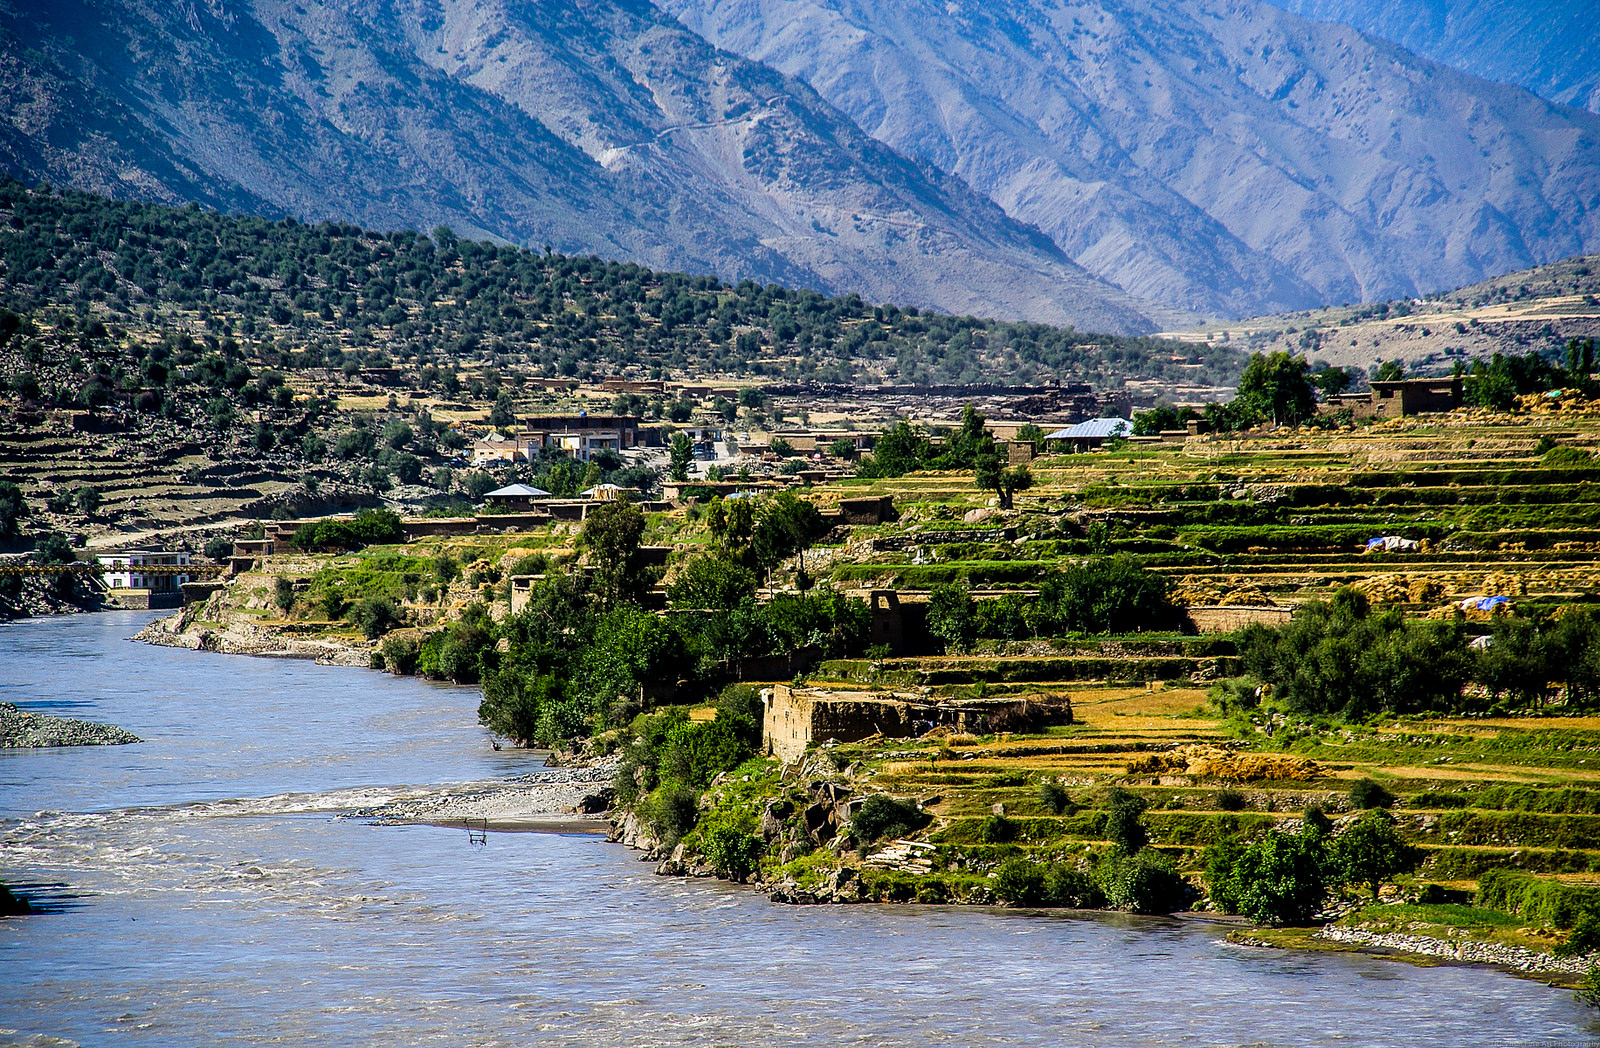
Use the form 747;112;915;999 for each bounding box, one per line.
0;701;141;747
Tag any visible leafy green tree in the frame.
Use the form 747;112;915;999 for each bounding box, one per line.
579;500;649;607
701;826;764;881
1313;366;1354;397
858;421;931;478
1231;827;1333;924
828;437;857;459
927;579;977;652
0;480;28;540
349;595;401;640
1131;405;1190;436
1014;423;1045;446
33;533;75;564
489;390;517;428
975;452;1032;510
1332;809;1420;900
668;432;694;482
667;553;757;610
1374;360;1405;382
1103;788;1149;853
273;576;295;614
1235;351;1317;426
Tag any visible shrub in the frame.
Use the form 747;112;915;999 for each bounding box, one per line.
1038;781;1076;815
852;795;925;843
1476;869;1600;929
203;535;234;562
993;858;1047;905
1097;849;1190;914
379;633;421;675
1349;778;1396;810
643;787;700;848
291;509;404;552
1215;789;1248;812
701;827;764;881
1044;864;1106;908
980;813;1018;843
349;595;401;640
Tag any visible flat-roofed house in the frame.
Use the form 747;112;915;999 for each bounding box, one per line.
97;550;191;593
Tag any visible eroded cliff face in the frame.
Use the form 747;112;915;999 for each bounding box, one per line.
0;0;1173;330
662;0;1600;318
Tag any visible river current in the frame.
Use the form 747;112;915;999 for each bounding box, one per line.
2;612;1598;1047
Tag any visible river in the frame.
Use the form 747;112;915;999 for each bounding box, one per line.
2;611;1597;1047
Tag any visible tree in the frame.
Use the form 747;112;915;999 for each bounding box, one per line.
73;489;100;521
33;533;75;564
768;436;796;457
1131;405;1189;436
489;390;516;428
462;471;499;499
668;432;694;482
667;553;757;610
1103;788;1149;853
0;480;28;541
1235;351;1317;426
350;596;401;640
1313;366;1354;397
738;387;765;409
927;580;977;652
579;500;649;607
1332;810;1420;900
1230;827;1333;924
273;576;295;614
858;421;930;478
975;452;1032;510
751;492;827;573
1014;423;1045;447
828;437;857;460
1374;360;1405;382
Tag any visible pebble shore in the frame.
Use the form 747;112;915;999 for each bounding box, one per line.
0;701;141;747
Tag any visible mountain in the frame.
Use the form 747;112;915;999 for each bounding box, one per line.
0;0;1175;333
660;0;1600;319
1257;0;1600;114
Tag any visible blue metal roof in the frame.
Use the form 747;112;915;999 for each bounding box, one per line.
1044;417;1133;440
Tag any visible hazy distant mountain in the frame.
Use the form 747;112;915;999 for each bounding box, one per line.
662;0;1600;318
0;0;1173;332
1258;0;1600;114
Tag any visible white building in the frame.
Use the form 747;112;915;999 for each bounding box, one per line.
97;550;191;593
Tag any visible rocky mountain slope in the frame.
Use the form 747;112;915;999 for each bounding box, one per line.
1259;0;1600;114
662;0;1600;319
0;0;1172;331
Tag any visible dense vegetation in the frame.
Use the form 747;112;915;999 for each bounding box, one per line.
0;180;1240;390
1234;588;1600;719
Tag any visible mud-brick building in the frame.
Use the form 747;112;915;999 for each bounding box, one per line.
761;684;1072;763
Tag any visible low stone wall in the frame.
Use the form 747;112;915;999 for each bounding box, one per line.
763;684;1072;762
1186;605;1293;633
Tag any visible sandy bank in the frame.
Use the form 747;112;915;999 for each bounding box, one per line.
351;764;618;831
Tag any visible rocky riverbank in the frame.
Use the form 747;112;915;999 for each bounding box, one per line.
135;603;371;668
351;763;618;830
1318;925;1594;976
0;701;141;747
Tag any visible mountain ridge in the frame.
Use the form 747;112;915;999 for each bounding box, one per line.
662;0;1600;318
0;0;1178;332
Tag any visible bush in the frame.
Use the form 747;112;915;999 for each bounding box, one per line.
701;827;764;881
349;595;402;640
1349;778;1396;810
1476;869;1600;929
1044;864;1106;908
273;576;295;614
1097;850;1190;914
643;788;700;848
1038;781;1077;815
379;633;421;675
993;858;1047;905
291;509;404;552
980;813;1018;843
852;795;926;843
204;535;234;562
1215;789;1248;812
